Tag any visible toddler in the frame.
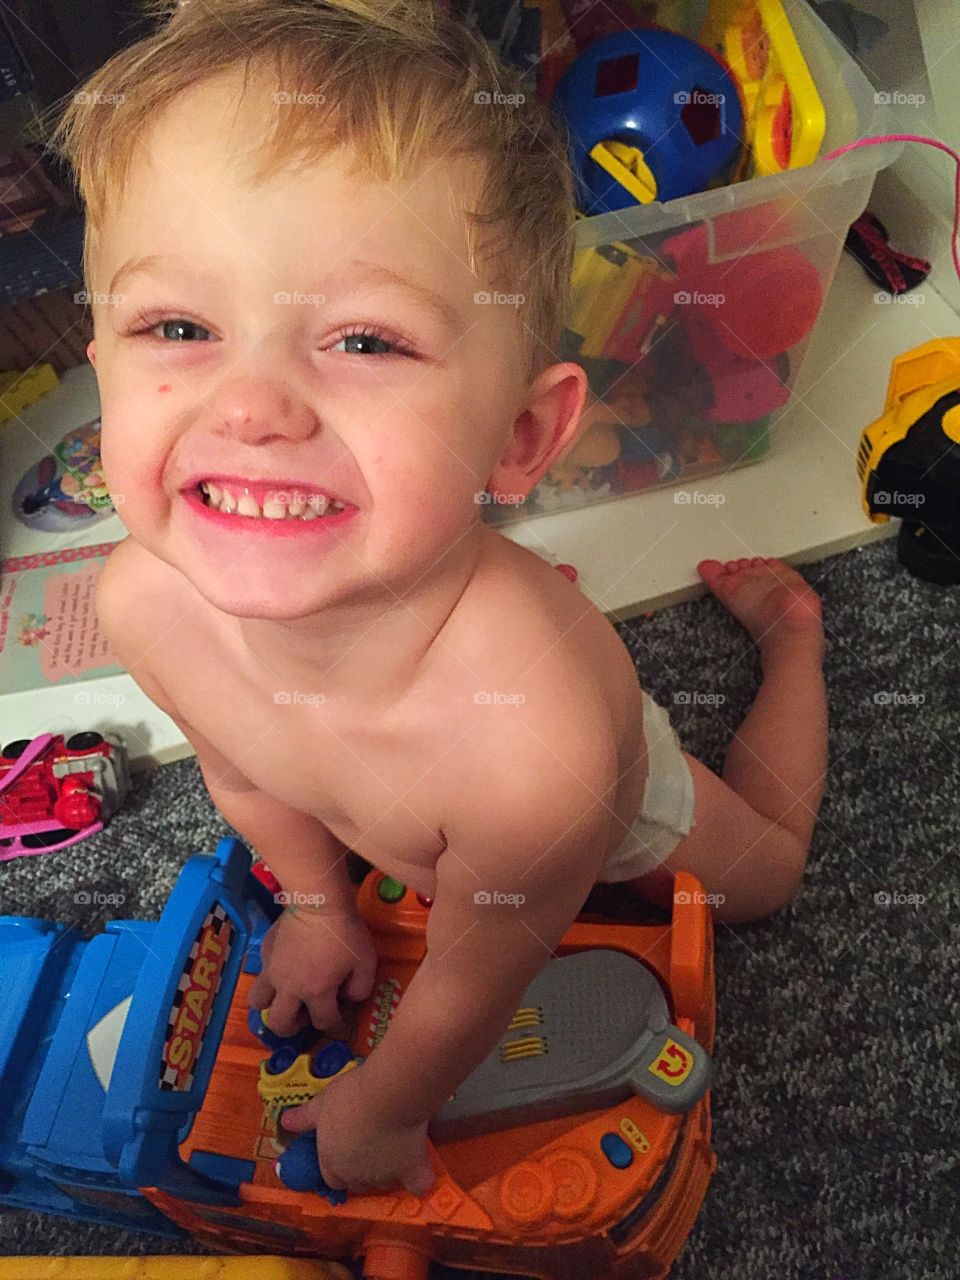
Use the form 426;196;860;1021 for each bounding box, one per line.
53;0;828;1197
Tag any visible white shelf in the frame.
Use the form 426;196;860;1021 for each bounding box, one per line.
502;254;959;617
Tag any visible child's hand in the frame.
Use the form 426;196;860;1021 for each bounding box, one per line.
281;1065;436;1197
249;906;378;1036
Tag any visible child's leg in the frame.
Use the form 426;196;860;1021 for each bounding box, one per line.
630;558;828;924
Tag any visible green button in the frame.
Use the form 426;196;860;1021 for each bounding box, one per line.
377;875;406;903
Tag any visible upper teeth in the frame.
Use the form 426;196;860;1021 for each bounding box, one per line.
198;482;345;519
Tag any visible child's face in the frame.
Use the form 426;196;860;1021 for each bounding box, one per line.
87;71;584;619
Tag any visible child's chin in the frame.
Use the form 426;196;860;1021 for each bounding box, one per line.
191;577;332;621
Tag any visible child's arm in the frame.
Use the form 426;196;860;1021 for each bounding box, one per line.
190;740;359;915
95;549;371;1030
358;819;604;1131
164;720;376;1032
280;753;615;1194
348;751;614;1130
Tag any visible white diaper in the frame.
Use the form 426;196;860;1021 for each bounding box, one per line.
599;689;696;882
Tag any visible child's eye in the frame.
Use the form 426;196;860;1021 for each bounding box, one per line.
123;315;415;357
330;326;416;358
126;312;215;342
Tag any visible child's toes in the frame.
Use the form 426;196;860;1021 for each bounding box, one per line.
696;558;729;583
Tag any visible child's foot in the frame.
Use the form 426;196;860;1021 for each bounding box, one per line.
697;557;824;664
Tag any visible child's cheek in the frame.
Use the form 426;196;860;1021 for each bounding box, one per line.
98;414;166;528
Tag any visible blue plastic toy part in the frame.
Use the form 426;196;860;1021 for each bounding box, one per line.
247;1005;320;1055
550;28;744;213
312;1041;354;1079
241;865;282;976
601;1131;635;1169
14;837;273;1211
275;1133;348;1205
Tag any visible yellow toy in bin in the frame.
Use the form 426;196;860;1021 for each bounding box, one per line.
549;418;623;492
704;0;826;176
0;363;60;423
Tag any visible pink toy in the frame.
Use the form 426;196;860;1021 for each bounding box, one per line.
662;222;823;422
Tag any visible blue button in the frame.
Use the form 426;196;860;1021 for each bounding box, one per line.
311;1040;353;1078
601;1132;634;1169
265;1046;299;1076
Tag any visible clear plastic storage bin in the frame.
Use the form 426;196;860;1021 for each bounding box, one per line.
485;1;901;527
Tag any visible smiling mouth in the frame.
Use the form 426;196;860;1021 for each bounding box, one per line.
196;481;348;521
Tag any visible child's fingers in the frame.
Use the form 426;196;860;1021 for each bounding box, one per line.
247;972;275;1011
280;1098;322;1131
266;993;305;1037
319;1159;347;1192
343;956;377;1003
306;992;341;1032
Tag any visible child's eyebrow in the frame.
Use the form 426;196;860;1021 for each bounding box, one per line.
341;258;464;333
107;253;463;333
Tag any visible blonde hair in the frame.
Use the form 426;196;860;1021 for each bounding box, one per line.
43;0;578;380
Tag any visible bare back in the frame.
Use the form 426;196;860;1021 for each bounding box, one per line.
102;531;649;895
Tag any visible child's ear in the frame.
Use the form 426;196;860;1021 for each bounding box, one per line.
86;339;97;368
486;363;589;503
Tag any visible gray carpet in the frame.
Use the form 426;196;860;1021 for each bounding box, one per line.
2;536;958;1279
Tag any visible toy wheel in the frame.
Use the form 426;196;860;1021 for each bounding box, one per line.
65;731;104;751
20;828;77;849
897;522;960;585
1;739;32;758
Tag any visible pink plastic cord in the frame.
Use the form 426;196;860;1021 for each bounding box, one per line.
824;134;960;284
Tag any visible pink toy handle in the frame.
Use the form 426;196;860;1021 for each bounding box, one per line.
0;733;56;800
0;820;104;863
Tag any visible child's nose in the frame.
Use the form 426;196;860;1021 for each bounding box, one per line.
206;376;320;445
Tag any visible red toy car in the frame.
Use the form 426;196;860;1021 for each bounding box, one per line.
0;731;130;861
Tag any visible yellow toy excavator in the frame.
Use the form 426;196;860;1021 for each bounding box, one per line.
857;339;960;584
